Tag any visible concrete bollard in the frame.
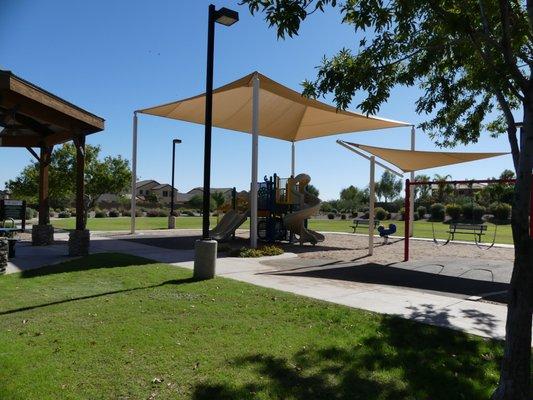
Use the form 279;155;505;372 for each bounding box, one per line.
194;239;217;280
167;215;176;229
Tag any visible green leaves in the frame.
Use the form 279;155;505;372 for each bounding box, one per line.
241;0;531;147
6;144;131;209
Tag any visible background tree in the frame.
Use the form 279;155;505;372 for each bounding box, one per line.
243;1;532;397
187;195;216;212
211;192;226;208
6;143;130;210
414;174;431;204
375;171;402;203
433;174;453;204
306;184;320;197
339;185;368;211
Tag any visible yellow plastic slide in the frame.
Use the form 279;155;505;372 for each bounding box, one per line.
283;173;325;245
210;209;249;241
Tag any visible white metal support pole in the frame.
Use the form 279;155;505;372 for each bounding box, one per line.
409;126;415;237
291;141;295;176
250;73;260;248
369;156;376;255
130;112;138;234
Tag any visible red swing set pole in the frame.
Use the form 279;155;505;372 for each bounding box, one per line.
404;179;411;261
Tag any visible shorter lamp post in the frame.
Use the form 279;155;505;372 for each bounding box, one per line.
169;138;182;229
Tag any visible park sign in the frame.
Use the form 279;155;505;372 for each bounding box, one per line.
0;200;26;230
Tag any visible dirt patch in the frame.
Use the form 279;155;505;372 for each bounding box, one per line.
277;233;514;264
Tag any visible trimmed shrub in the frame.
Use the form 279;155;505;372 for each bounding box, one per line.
340;214;347;220
445;204;462;221
122;209;142;217
146;209;161;217
430;203;445;221
327;213;335;220
490;202;511;221
374;207;387;221
108;209;120;218
258;245;284;256
58;210;71;218
231;245;284;258
95;210;107;218
182;210;195;217
25;207;38;220
462;203;485;222
417;206;427;220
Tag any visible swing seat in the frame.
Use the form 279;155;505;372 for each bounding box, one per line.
447;223;487;242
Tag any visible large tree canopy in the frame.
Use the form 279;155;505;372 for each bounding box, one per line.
6;143;131;210
242;1;532;399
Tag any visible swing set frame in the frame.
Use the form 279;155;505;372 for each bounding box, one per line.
403;176;533;261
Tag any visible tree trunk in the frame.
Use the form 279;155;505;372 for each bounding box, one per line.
493;102;533;400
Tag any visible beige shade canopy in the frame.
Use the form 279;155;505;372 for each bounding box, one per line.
138;72;409;142
341;141;509;173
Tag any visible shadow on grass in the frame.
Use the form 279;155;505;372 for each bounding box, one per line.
193;311;501;400
0;276;197;316
20;253;155;278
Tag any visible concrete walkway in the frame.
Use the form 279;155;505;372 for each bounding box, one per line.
5;231;526;343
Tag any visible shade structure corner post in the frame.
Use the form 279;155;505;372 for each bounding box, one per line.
404;179;411;261
250;72;260;248
291;141;295;177
130;112;138;235
368;156;375;256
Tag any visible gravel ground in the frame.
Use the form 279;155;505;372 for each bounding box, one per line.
288;233;515;264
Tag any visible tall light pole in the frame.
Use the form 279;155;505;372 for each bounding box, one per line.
195;4;239;279
201;4;239;239
169;138;182;228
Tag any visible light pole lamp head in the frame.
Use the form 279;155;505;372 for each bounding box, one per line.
214;7;239;26
173;139;182;144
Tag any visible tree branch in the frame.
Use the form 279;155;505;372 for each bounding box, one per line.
493;88;520;169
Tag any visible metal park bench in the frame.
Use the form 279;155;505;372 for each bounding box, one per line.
351;218;380;233
447;223;487;242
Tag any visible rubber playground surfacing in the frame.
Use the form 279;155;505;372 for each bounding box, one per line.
118;230;514;305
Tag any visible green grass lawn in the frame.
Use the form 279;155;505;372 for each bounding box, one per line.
51;216;514;245
308;219;514;245
0;254;504;399
51;216;218;231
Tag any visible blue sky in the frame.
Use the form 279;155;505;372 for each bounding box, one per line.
0;0;514;200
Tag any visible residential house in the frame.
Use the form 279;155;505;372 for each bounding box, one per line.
150;183;179;205
136;180;160;198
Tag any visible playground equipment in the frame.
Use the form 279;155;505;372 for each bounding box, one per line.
377;223;397;245
210;190;250;241
210;173;324;245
